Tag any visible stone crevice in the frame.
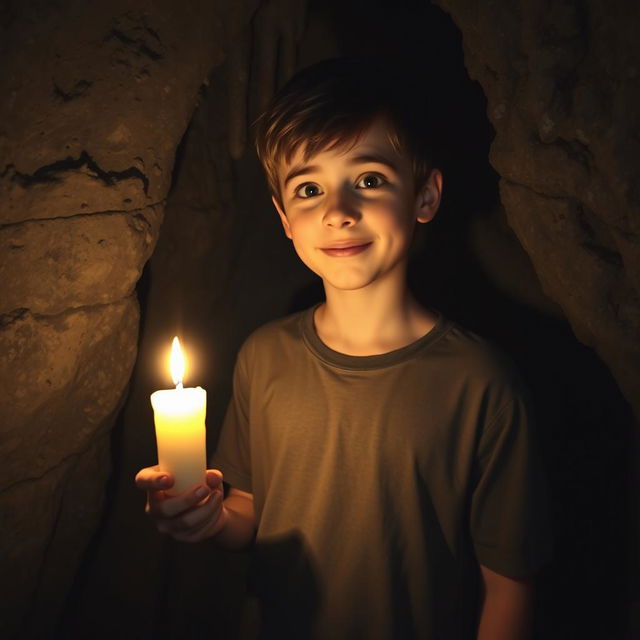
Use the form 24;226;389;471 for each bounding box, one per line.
501;176;575;203
104;9;167;62
0;308;29;328
0;199;166;231
0;294;140;326
106;27;165;61
0;430;109;497
20;468;70;629
574;202;624;267
502;178;629;262
52;79;93;102
537;134;594;171
4;150;150;196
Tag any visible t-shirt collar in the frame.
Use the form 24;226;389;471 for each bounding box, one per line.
300;302;450;371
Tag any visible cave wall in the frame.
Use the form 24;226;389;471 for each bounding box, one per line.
435;0;640;420
0;1;256;637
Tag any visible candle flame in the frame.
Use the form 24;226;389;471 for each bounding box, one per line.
170;336;186;387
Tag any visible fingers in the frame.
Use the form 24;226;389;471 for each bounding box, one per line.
147;482;226;542
156;490;212;533
135;466;174;491
206;469;224;491
170;492;226;542
135;467;222;492
135;467;227;543
149;483;210;519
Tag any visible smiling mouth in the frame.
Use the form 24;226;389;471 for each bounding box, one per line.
320;242;372;257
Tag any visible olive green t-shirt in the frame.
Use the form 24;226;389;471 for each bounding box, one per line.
211;305;553;639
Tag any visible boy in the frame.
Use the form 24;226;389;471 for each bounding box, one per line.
136;58;553;639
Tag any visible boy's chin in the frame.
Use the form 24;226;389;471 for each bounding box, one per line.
320;276;378;293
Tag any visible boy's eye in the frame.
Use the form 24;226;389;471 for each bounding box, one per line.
356;173;386;189
295;183;324;198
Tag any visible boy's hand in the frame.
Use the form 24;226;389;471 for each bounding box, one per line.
135;466;227;543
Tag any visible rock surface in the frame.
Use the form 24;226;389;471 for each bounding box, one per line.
0;1;242;636
0;205;162;315
434;0;640;420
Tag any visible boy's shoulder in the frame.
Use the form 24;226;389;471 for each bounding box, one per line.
432;320;531;408
236;306;309;361
435;320;521;377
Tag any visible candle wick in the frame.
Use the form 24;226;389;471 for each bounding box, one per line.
176;382;183;390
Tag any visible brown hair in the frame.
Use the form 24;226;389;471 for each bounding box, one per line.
254;58;436;209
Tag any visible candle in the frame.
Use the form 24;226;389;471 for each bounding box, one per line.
150;336;207;495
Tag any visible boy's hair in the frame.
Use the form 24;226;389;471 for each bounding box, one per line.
254;57;437;209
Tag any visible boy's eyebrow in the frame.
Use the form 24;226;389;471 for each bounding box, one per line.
283;153;400;189
283;165;322;189
347;153;400;173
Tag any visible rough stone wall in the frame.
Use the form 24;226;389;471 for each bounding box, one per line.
0;1;245;636
434;0;640;421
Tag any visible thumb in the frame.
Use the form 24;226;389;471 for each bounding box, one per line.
206;469;223;490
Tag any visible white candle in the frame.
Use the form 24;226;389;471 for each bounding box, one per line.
150;337;207;495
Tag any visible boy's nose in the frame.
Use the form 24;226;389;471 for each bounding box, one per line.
322;193;361;228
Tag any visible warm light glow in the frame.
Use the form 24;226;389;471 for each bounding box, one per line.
151;335;206;494
170;336;186;387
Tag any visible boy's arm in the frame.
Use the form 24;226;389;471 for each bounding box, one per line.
213;486;257;550
477;565;535;640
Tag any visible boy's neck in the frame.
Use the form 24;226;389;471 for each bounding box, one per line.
313;278;438;357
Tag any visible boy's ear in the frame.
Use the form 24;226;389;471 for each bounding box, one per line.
272;195;292;239
416;168;443;224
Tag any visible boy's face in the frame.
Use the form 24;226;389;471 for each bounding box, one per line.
272;117;442;294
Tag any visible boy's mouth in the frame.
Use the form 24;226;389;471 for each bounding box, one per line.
320;242;372;257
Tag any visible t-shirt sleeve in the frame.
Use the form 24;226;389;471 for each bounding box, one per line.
209;340;253;493
470;386;554;578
